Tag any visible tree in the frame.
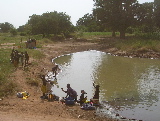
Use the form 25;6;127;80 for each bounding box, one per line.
28;11;73;37
154;0;160;28
76;13;100;32
93;0;139;39
135;2;154;33
17;25;26;32
0;22;14;33
10;28;17;36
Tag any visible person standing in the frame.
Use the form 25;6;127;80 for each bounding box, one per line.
24;51;29;66
40;75;47;97
52;65;60;79
13;50;20;68
93;83;100;99
20;52;24;67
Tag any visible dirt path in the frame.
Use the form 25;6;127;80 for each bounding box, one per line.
0;40;159;121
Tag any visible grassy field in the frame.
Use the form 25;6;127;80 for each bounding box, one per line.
80;32;160;52
0;48;16;97
114;38;160;52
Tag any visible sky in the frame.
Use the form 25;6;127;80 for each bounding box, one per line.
0;0;154;28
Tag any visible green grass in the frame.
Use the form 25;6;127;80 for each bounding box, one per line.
83;32;114;36
76;32;116;39
80;32;160;53
0;33;27;44
114;38;160;52
0;48;17;97
0;33;47;97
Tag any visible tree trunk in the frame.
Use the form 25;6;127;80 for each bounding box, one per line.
112;30;116;37
120;30;125;39
42;33;45;38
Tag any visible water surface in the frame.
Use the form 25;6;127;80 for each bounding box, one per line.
52;50;160;121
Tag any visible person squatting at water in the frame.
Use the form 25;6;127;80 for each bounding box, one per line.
52;64;60;79
61;84;77;101
79;90;87;106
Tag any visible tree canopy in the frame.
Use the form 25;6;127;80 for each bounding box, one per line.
154;0;160;28
0;22;14;33
76;13;101;32
27;11;74;37
93;0;139;39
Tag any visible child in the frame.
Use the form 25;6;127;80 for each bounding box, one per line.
24;51;29;66
79;90;87;106
52;65;60;79
40;75;47;97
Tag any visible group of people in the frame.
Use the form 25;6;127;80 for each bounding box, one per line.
40;65;61;99
10;48;29;68
40;65;100;105
61;83;100;106
40;64;100;106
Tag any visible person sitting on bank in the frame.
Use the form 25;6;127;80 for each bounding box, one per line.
79;90;87;106
61;84;77;101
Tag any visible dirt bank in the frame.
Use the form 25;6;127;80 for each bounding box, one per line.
0;39;159;121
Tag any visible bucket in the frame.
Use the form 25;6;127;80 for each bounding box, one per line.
91;99;99;105
48;94;54;102
65;97;75;105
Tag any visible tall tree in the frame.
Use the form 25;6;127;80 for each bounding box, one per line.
135;2;154;33
93;0;139;39
154;0;160;28
76;13;100;32
28;11;73;37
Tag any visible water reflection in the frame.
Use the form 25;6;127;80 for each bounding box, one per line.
52;50;160;121
52;50;104;99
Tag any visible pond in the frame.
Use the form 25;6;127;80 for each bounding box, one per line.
51;50;160;121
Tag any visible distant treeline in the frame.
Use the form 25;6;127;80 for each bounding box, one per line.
0;0;160;39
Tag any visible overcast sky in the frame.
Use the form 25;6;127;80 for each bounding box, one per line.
0;0;154;28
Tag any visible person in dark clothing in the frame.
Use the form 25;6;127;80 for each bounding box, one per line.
10;48;15;63
40;75;47;97
61;84;77;101
79;90;87;106
13;50;20;68
24;51;29;66
93;83;100;99
20;52;24;67
52;65;60;79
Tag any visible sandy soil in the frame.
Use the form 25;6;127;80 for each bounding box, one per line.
0;39;159;121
